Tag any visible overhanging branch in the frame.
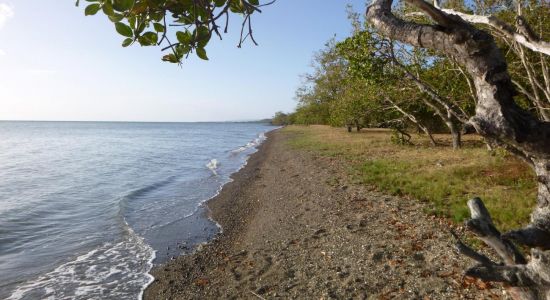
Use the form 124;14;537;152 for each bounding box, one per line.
430;1;550;55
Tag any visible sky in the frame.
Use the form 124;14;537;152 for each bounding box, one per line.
0;0;366;122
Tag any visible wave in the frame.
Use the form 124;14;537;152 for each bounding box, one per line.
230;132;267;154
116;176;180;227
0;123;278;300
119;177;177;209
206;159;219;175
7;224;155;300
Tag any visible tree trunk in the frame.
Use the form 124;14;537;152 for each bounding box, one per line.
391;57;467;148
367;0;550;298
447;110;461;149
347;125;352;133
423;125;437;147
386;97;437;146
449;121;461;149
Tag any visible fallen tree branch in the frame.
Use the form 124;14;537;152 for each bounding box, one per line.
451;230;496;266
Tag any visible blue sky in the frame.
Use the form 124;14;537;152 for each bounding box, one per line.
0;0;366;122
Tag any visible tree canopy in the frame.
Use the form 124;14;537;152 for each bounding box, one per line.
77;0;272;63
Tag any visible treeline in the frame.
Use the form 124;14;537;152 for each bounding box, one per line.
272;2;549;149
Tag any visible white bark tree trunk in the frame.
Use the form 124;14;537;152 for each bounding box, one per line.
367;0;550;298
432;2;550;56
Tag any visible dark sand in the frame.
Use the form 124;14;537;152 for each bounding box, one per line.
144;129;506;299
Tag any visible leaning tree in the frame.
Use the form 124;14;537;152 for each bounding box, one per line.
79;0;550;298
367;0;550;298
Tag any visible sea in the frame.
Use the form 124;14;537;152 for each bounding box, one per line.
0;121;274;299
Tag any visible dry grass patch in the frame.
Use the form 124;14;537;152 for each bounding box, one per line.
283;125;536;231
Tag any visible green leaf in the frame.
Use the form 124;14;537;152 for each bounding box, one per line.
176;31;192;44
84;3;101;15
196;26;210;39
196;26;211;48
249;0;259;5
177;16;194;25
229;1;244;13
135;22;146;34
153;23;165;33
108;13;124;22
162;54;179;63
150;12;163;22
128;16;136;29
140;32;158;45
115;22;133;37
176;44;190;56
214;0;226;7
102;0;114;16
113;0;134;12
196;47;208;60
122;38;133;47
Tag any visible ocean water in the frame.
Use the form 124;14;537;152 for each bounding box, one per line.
0;121;274;299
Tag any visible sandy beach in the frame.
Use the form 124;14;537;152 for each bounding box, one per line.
144;129;506;299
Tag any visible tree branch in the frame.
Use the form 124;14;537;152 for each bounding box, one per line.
432;3;550;56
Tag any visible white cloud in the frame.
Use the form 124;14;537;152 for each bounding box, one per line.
0;3;14;30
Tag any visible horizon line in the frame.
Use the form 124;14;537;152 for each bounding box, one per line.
0;119;272;124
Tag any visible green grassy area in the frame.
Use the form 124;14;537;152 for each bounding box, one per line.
283;125;536;231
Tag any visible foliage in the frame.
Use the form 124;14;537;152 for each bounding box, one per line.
78;0;271;63
292;40;349;126
270;111;290;126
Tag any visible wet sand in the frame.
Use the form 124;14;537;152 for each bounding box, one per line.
144;129;505;299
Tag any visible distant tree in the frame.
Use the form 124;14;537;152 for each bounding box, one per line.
337;25;474;148
336;29;441;144
294;39;348;126
270;111;290;126
328;77;372;132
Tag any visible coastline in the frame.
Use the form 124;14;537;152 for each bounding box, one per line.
144;129;276;299
144;129;505;299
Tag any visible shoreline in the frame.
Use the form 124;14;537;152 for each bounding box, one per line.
144;128;275;299
199;129;276;244
140;130;274;299
144;129;505;299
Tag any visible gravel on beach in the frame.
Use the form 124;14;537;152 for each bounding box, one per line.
144;129;507;299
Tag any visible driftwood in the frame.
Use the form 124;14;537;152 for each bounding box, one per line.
367;0;550;298
454;198;539;299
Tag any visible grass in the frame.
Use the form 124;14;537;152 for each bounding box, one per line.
283;125;536;232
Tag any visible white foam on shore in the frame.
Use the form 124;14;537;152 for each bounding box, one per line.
7;226;154;300
231;132;267;154
206;159;219;175
1;124;279;300
138;250;156;300
199;129;274;235
143;127;278;297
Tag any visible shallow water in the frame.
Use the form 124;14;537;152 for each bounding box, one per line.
0;121;273;299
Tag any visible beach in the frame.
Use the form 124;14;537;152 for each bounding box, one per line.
144;128;505;299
